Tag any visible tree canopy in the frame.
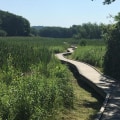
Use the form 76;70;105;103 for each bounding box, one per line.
31;23;102;39
103;13;120;80
0;10;30;36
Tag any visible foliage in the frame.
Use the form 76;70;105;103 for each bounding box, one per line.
70;39;106;69
103;0;116;4
0;57;73;120
39;27;72;38
0;37;70;72
79;39;87;46
30;28;39;36
0;37;74;120
71;23;102;39
92;0;116;4
31;23;102;39
0;30;7;36
103;13;120;79
0;10;30;36
72;46;105;68
114;12;120;22
0;37;105;119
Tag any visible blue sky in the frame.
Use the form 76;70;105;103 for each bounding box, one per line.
0;0;120;27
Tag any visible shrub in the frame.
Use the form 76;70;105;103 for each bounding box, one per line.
72;46;105;68
104;22;120;79
79;40;87;46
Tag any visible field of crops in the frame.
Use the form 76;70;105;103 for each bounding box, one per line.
0;37;103;120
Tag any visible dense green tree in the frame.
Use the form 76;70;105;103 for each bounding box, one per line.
103;13;120;80
31;23;102;38
39;27;72;38
103;0;116;4
30;27;39;36
0;10;30;36
71;23;102;39
38;23;101;39
0;29;7;36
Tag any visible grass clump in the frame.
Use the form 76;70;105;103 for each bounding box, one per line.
71;46;106;70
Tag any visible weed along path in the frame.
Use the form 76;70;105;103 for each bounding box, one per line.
55;46;120;120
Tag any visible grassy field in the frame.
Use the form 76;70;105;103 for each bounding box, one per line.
0;37;104;120
71;39;106;71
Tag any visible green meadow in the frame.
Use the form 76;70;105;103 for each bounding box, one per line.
71;39;106;71
0;37;103;120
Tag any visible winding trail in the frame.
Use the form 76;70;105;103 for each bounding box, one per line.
55;46;120;120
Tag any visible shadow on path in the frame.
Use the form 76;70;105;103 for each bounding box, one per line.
66;62;104;103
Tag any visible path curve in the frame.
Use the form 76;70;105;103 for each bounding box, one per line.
55;46;120;120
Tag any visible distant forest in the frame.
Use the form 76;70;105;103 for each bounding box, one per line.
31;23;103;39
0;10;105;39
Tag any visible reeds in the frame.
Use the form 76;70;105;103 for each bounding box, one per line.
0;37;73;120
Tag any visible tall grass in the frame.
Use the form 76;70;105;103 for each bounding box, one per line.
0;56;74;120
0;37;69;72
0;37;74;120
0;37;104;119
71;45;106;69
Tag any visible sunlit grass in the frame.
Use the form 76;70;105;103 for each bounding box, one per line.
56;68;103;120
71;45;106;70
0;37;104;120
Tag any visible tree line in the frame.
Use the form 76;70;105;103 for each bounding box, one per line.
0;10;30;36
0;10;107;40
31;23;103;39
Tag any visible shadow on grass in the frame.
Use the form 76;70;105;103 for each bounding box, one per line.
66;62;104;102
83;100;101;109
62;61;104;119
